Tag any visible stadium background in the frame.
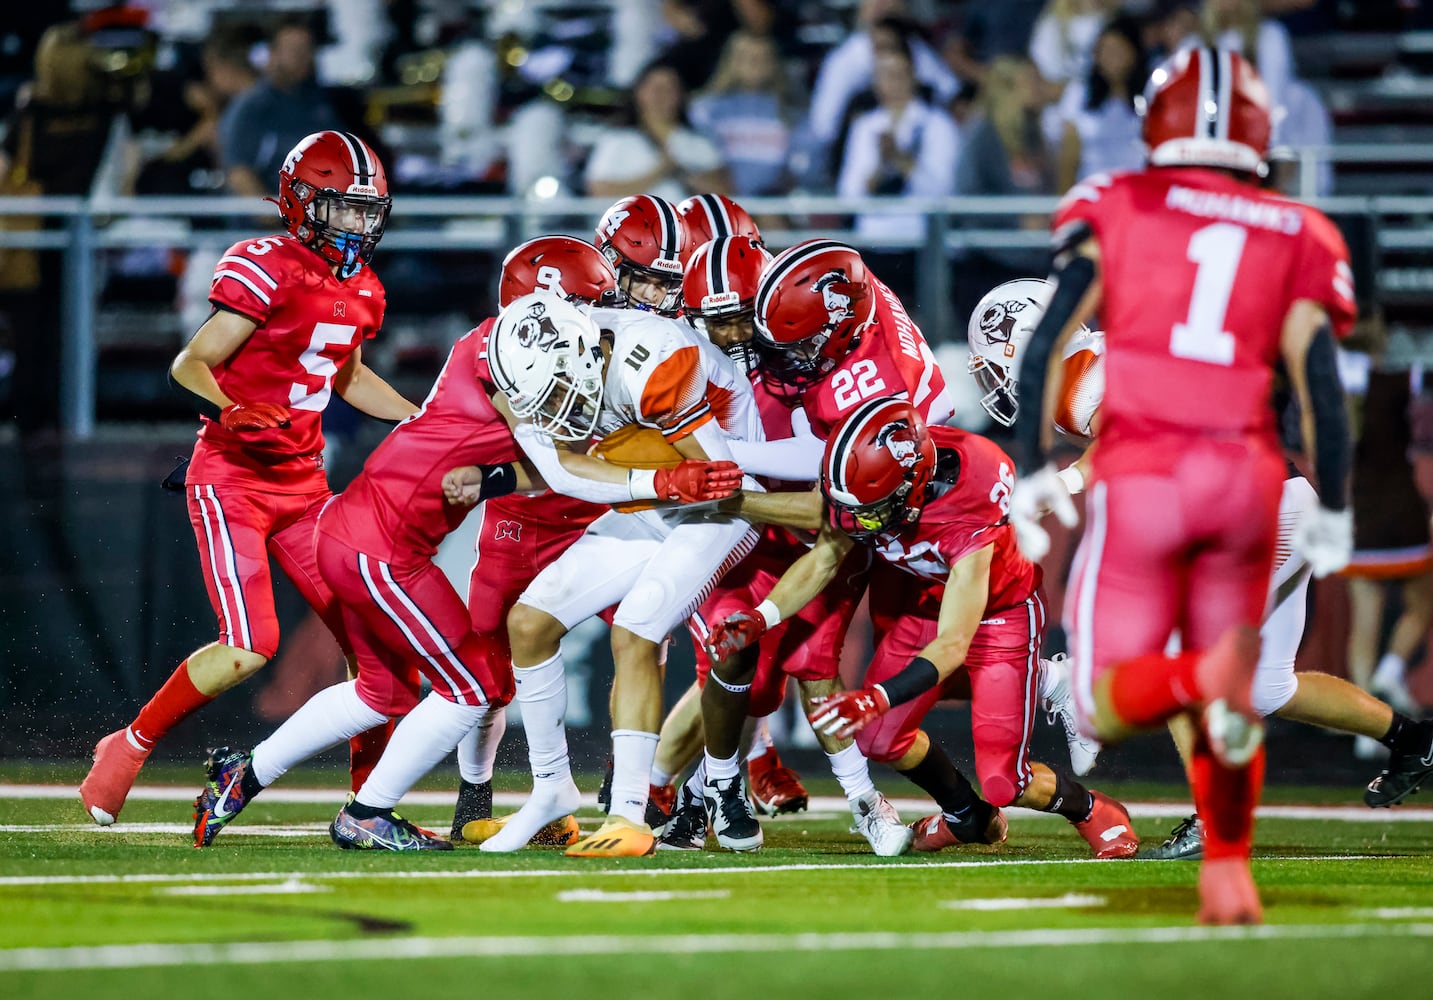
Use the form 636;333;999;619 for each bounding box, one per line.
1;0;1431;787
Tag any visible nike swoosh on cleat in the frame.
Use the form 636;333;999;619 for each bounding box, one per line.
211;777;241;820
1100;825;1129;842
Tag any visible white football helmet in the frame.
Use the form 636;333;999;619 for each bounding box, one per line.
965;278;1054;428
489;292;606;441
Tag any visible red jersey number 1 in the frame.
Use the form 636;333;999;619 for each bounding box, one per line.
1169;222;1246;367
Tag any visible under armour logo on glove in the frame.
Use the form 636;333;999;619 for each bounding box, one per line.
807;687;892;740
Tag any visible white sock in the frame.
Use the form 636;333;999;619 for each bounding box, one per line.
826;743;877;801
480;653;580;853
705;750;740;782
1375;652;1408;684
457;705;507;784
355;694;486;810
682;757;708;797
251;680;386;788
650;765;674;787
609;729;659;825
745;715;774;761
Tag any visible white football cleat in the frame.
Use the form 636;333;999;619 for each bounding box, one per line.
1040;654;1101;776
849;790;913;857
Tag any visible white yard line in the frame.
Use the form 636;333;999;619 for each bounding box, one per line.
0;854;1394;889
940;894;1107;911
4;784;1430;823
3;922;1433;972
158;879;330;897
554;889;731;903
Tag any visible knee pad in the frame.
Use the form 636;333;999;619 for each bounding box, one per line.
979;774;1019;809
856;720;915;764
612;576;678;643
1251;667;1298;718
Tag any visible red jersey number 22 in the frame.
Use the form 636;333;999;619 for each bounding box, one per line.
1170;222;1246;367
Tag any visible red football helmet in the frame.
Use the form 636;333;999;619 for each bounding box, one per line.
754;239;876;390
677;193;763;250
276;131;391;276
1141;46;1271;175
594;194;687;316
820;396;937;539
682;235;772;372
499;235;619;308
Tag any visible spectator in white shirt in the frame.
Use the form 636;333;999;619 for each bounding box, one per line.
1054;14;1149;191
806;0;959;152
837;45;960;245
585;60;728;203
1028;0;1119;95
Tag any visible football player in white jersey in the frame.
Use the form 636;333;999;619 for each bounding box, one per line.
971;278;1433;858
482;292;768;857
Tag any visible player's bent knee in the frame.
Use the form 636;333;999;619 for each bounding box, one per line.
1252;670;1298;718
507;603;565;658
856;725;909;764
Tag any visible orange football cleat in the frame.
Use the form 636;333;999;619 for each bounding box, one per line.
748;748;809;816
78;729;149;826
1074;791;1139;859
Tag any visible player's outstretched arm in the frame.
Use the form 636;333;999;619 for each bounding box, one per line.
1282;300;1353;576
170;308;259;417
334;347;419;422
704;523;854;661
809;544;991;739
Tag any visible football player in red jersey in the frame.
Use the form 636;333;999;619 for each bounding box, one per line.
595;194;688;315
676;192;764;248
651;235;913;856
1009;48;1356;923
190;291;737;849
706;398;1140;859
449;235;621;840
80;131;418;827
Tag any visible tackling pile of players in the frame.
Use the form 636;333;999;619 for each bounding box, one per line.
75;48;1433;925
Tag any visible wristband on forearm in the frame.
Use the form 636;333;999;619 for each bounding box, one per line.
626;468;659;501
476;464;518;501
755;599;781;629
1056;464;1085;496
873;656;941;707
169;372;223;422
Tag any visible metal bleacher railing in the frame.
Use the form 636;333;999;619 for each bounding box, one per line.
1;143;1432;439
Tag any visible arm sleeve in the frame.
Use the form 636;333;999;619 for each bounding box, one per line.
514;423;636;505
908;109;959;197
727;433;825;481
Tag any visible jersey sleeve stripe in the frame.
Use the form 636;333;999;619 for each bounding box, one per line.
217;255;278;289
213;269;273;305
658;402;713;440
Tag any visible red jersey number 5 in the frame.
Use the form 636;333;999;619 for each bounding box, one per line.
290;322;357;411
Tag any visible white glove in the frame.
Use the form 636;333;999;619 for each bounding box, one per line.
1293;505;1353;578
1010;464;1080;562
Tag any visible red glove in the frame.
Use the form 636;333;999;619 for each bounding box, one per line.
808;687;891;740
220;402;291;432
653;459;744;503
704;608;767;662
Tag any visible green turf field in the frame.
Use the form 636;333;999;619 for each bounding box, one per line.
3;769;1432;999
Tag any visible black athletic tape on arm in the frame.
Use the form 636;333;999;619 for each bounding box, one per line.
477;464;519;501
1304;322;1350;511
1014;255;1096;472
169;371;223;422
874;656;940;707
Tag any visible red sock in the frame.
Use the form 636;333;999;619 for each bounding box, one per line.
348;719;396;793
1107;651;1202;729
1190;737;1265;861
129;660;213;751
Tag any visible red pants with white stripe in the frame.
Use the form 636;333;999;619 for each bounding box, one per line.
1064;435;1283;730
186;483;349;659
315;530;514;714
857;581;1047;809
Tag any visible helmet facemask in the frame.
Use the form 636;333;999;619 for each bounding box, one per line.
522;366;605;442
824;481;917;540
967;353;1019;427
688;301;759;374
298;182;391;278
604;248;683;316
